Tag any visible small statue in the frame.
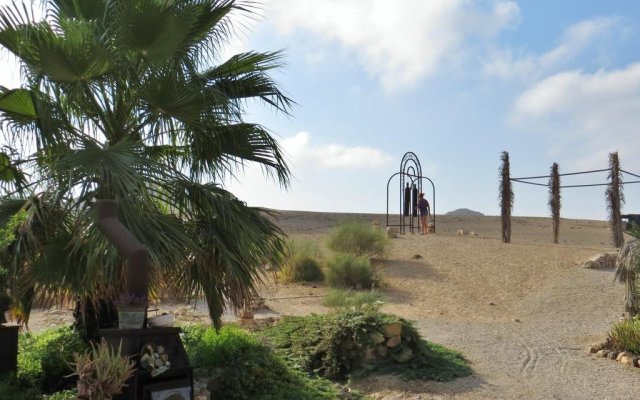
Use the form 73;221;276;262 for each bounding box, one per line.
140;343;171;377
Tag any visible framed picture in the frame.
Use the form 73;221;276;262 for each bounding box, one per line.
149;386;191;400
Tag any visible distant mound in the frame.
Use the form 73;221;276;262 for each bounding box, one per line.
446;208;485;217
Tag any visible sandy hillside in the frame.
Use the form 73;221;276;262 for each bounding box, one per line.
25;211;638;400
260;211;638;400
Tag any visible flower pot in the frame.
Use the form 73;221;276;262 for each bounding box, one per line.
117;307;146;329
0;325;19;375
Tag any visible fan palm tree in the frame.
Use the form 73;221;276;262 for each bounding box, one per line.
0;0;292;330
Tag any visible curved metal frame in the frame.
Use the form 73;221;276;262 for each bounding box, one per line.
386;152;436;234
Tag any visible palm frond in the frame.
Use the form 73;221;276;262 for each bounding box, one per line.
204;50;294;113
166;179;285;327
616;239;640;316
186;122;290;185
112;0;193;66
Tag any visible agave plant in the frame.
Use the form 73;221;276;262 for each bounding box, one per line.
0;0;292;329
70;339;136;400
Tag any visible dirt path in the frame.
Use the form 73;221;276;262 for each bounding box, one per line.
263;212;639;400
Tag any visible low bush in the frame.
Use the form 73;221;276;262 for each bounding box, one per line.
41;390;77;400
0;375;41;400
257;309;471;382
181;324;363;400
18;326;88;393
279;240;324;283
325;253;378;289
323;289;383;311
610;318;640;353
327;221;387;257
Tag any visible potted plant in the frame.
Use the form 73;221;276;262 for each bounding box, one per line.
115;293;148;329
70;339;136;400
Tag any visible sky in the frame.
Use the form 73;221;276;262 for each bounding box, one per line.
1;0;640;220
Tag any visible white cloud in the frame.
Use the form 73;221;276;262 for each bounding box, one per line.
283;131;393;170
511;63;640;170
264;0;520;90
224;132;395;212
485;17;620;81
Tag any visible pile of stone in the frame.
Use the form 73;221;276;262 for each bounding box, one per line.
364;322;415;364
385;226;399;238
582;253;617;269
588;339;640;368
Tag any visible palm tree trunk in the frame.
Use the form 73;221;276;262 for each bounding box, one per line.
73;297;118;342
607;152;625;248
549;163;561;244
499;151;513;243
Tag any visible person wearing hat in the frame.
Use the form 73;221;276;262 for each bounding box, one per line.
416;192;430;235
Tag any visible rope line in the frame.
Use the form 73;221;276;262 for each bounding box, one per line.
512;179;640;188
622;169;640;179
511;168;610;180
511;178;549;187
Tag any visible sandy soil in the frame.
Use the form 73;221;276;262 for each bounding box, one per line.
26;211;639;399
260;211;637;400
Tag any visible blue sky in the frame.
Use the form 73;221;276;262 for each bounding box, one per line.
2;1;640;220
222;0;640;220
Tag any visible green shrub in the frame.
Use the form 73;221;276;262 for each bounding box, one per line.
327;221;387;257
610;318;640;353
41;390;77;400
323;289;383;311
257;309;471;382
181;324;362;400
18;327;88;393
0;375;40;400
325;253;377;289
279;240;324;283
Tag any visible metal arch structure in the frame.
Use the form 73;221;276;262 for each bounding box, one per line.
386;152;436;234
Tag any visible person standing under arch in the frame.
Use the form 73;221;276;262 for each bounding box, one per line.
417;192;430;235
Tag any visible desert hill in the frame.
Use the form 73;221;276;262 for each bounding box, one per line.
445;208;485;217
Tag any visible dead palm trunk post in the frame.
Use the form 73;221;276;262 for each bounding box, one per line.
607;152;625;248
499;151;513;243
548;163;561;244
